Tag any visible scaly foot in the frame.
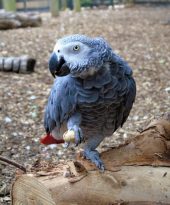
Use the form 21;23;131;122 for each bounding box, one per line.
83;149;105;170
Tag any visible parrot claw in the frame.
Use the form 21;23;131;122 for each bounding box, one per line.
62;142;70;148
83;149;105;170
71;126;84;146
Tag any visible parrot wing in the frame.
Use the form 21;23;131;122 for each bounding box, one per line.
44;75;77;134
109;53;136;130
119;77;136;127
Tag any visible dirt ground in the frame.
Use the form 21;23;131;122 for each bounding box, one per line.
0;5;170;204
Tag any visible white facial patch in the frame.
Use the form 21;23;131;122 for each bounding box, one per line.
52;40;98;78
53;42;62;53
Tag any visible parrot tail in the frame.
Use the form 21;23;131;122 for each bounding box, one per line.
40;133;65;145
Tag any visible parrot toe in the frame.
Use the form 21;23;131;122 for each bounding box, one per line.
71;126;84;146
83;149;105;170
62;142;70;148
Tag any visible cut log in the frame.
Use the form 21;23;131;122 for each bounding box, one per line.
12;166;170;205
0;10;42;30
0;56;36;73
11;114;170;205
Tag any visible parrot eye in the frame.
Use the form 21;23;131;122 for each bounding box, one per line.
73;45;80;51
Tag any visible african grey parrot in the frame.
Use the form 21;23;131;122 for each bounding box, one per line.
41;34;136;170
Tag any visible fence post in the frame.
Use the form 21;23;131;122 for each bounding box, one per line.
2;0;16;11
61;0;67;10
110;0;114;5
50;0;60;17
0;0;2;9
73;0;81;12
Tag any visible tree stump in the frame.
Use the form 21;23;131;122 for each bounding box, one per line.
11;114;170;205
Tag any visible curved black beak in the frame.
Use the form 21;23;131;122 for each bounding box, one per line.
48;53;70;78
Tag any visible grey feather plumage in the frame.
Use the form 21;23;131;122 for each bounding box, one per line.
44;34;136;169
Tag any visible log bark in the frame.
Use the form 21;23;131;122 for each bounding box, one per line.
0;10;42;30
11;114;170;205
0;56;36;73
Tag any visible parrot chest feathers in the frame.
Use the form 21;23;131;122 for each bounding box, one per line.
75;67;130;137
79;103;120;137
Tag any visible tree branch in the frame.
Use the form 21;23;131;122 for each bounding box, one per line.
0;156;27;173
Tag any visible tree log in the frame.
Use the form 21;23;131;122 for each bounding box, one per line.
0;10;42;30
11;114;170;205
0;56;36;73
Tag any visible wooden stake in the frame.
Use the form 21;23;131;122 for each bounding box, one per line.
73;0;81;12
2;0;16;11
50;0;60;17
61;0;67;10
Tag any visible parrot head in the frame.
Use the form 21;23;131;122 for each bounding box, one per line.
49;34;113;78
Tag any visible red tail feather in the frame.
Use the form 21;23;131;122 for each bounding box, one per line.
40;133;64;145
